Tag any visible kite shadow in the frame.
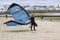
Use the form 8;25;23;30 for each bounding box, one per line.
4;30;30;33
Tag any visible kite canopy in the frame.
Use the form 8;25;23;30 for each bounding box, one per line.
4;3;30;26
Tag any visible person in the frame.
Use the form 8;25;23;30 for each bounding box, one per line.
6;15;8;19
30;14;38;31
41;16;43;20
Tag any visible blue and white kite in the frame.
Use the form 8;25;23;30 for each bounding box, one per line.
4;3;31;26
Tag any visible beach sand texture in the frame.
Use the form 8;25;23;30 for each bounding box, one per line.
0;17;60;40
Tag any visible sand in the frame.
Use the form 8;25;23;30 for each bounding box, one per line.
0;17;60;40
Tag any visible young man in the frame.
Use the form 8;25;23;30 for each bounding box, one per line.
30;14;38;31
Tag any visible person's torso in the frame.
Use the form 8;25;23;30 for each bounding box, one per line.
31;17;35;23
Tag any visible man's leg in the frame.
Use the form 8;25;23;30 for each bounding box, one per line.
31;24;33;31
33;25;36;31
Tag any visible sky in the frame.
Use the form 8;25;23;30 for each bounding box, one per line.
0;0;60;6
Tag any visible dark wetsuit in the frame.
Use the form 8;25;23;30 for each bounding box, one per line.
30;16;36;31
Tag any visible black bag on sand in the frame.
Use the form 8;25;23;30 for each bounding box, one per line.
34;22;38;27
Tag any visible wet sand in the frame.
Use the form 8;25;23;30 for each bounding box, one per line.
0;17;60;40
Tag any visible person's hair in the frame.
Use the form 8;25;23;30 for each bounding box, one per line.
31;14;34;17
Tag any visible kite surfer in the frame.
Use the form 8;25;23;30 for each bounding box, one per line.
30;14;38;31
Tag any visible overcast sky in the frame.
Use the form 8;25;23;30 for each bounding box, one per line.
0;0;60;6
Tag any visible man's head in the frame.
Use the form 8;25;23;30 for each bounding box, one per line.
31;13;34;17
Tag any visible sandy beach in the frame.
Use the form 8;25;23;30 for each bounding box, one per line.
0;17;60;40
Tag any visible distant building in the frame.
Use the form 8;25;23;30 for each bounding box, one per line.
34;5;47;10
24;5;33;10
23;5;30;10
1;4;60;11
24;5;35;10
56;5;60;10
30;6;35;10
48;6;56;10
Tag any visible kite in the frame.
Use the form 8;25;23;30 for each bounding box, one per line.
4;3;31;26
